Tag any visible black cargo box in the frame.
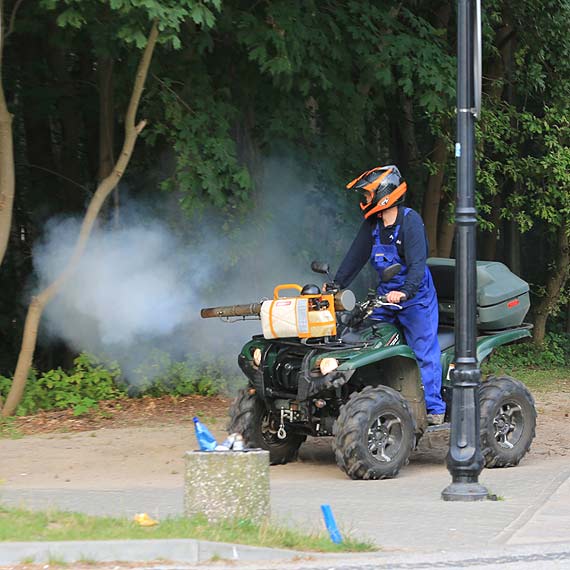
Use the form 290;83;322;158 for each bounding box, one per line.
427;258;530;331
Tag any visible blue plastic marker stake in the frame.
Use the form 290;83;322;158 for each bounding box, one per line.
320;504;343;544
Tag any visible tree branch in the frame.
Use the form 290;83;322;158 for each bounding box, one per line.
24;163;91;195
1;21;159;418
4;0;25;43
152;73;195;114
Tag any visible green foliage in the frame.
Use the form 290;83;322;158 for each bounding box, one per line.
381;7;455;114
143;0;459;217
41;0;222;51
0;355;123;417
129;349;235;397
486;333;570;371
477;2;570;237
0;351;234;417
147;75;252;213
484;106;570;233
4;0;570;380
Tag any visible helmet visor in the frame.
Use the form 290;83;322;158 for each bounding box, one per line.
356;187;373;206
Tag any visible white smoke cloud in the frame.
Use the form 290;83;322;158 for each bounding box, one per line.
32;155;368;389
35;221;200;346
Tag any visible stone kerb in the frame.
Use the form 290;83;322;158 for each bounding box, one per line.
184;450;270;524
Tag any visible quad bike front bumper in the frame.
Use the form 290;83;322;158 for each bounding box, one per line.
238;350;355;401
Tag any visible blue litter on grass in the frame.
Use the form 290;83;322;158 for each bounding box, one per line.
321;504;343;544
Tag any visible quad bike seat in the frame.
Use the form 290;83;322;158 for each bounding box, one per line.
437;326;455;351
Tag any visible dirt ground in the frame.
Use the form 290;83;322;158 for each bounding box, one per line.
0;391;569;490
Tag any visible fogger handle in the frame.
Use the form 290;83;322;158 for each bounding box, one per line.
200;303;262;319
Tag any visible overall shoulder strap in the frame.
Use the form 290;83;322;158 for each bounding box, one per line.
372;221;381;242
394;208;411;258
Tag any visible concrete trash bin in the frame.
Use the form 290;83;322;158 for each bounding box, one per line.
184;450;270;524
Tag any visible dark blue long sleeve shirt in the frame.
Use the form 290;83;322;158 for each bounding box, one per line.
334;206;429;300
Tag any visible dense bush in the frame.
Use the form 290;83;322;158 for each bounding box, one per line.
0;354;123;416
9;332;566;418
486;332;570;370
0;351;238;417
127;349;235;397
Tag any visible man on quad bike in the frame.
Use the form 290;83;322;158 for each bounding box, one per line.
329;165;446;425
205;164;536;480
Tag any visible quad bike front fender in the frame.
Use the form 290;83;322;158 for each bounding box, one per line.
337;346;427;434
309;346;420;403
336;344;417;371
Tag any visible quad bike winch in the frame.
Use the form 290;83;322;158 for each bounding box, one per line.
201;258;537;480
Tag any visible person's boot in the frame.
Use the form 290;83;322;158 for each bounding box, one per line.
427;413;445;426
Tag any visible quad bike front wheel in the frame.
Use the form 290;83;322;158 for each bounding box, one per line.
228;389;306;465
333;385;415;480
480;375;536;468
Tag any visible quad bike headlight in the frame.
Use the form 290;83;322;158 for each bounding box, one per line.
252;348;262;367
319;357;339;375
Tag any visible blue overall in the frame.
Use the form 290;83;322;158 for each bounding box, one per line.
370;209;445;415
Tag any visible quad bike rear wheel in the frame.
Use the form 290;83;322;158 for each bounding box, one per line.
480;375;536;468
228;389;306;465
333;385;415;480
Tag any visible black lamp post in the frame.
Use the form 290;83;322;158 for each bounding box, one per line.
441;0;488;501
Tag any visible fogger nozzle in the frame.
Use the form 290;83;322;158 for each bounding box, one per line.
200;289;356;320
200;303;262;319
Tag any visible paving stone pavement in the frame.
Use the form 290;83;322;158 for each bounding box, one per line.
1;437;569;565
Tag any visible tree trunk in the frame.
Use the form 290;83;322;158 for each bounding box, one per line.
47;21;85;211
506;218;521;275
481;193;502;260
0;22;159;417
0;0;15;267
437;199;455;258
478;18;513;264
98;57;119;225
98;57;115;180
0;73;14;267
422;1;452;258
234;103;264;293
422;137;448;256
437;219;455;258
398;95;420;174
532;227;570;345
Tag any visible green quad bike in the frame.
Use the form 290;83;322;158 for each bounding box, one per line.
213;258;537;480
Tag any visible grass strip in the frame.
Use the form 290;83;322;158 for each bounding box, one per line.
0;505;375;553
0;417;23;440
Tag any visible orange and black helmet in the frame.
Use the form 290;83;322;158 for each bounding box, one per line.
346;165;407;219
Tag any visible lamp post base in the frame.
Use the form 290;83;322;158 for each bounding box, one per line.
442;481;489;501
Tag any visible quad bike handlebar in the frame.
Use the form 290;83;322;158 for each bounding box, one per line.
377;294;407;307
360;294;404;317
341;294;406;330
